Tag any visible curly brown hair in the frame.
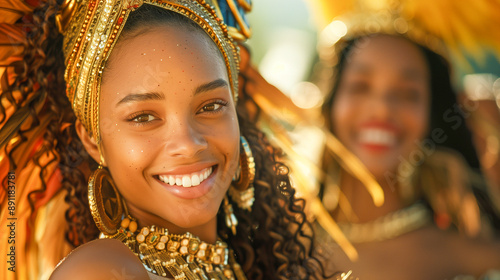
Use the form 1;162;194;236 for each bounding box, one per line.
1;1;327;279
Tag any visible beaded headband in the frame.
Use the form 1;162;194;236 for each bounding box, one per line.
56;0;240;143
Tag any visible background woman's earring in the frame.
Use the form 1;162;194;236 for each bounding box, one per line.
88;165;126;235
229;136;255;211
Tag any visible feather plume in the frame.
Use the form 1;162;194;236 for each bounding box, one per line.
308;0;500;65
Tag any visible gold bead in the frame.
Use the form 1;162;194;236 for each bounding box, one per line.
213;254;221;265
136;233;145;243
121;217;130;229
156;242;165;250
129;220;138;232
179;246;188;255
197;249;206;258
160;235;169;243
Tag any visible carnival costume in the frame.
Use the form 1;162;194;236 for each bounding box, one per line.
305;0;500;276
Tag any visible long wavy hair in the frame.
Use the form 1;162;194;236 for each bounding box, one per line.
320;35;500;232
1;1;326;279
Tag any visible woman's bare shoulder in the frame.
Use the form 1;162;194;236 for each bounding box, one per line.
49;238;149;280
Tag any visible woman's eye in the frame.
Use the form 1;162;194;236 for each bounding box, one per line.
394;88;421;104
346;81;369;94
198;100;228;113
128;113;157;124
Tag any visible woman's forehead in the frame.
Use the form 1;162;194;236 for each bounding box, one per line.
346;35;429;80
100;27;229;102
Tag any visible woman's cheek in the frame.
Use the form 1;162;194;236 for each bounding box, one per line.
331;96;352;135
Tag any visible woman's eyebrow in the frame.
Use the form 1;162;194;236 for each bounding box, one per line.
347;62;371;74
194;79;228;95
401;68;426;82
116;92;165;107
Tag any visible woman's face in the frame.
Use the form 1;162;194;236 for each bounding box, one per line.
332;35;430;180
97;25;239;233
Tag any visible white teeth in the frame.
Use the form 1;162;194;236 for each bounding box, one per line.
157;167;213;188
359;128;396;146
191;175;200;186
182;176;192;188
159;175;168;184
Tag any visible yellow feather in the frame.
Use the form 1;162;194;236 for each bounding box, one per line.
308;0;500;66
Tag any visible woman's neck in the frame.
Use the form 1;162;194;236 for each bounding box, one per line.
126;204;218;243
334;171;406;223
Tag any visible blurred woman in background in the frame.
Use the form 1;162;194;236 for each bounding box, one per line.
309;0;500;278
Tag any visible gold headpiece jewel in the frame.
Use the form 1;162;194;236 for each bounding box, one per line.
56;0;240;143
310;0;500;67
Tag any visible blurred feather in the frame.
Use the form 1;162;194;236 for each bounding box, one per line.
308;0;500;66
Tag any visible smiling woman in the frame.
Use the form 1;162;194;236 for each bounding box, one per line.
0;1;327;279
85;20;241;241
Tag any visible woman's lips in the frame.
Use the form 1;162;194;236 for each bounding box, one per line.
154;165;218;199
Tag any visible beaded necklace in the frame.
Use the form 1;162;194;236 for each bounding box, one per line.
104;217;247;280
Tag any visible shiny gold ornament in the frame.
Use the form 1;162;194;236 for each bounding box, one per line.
223;195;238;235
105;223;247;279
338;202;432;243
232;136;255;191
229;136;255;211
57;0;240;144
309;0;500;66
88;165;126;235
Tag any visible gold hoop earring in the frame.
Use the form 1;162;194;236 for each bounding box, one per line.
88;165;127;235
228;136;255;211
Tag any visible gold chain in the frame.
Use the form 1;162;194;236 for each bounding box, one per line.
338;202;432;243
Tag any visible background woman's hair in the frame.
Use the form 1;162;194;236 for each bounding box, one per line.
2;2;326;279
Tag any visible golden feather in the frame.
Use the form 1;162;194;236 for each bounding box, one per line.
308;0;500;65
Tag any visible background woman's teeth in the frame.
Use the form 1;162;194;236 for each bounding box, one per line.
360;129;396;145
176;178;182;186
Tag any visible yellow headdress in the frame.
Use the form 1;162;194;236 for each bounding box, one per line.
57;0;240;144
310;0;500;66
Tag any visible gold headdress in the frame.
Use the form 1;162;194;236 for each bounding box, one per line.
57;0;240;143
310;0;500;66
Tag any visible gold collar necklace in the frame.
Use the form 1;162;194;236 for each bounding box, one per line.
338;202;432;244
103;217;247;280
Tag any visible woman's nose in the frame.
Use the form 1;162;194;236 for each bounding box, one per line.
367;92;393;120
164;118;208;158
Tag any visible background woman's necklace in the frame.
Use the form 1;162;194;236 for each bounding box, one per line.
103;217;246;280
338;202;432;243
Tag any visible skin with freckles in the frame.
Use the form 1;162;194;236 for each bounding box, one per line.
332;35;430;181
78;24;240;243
